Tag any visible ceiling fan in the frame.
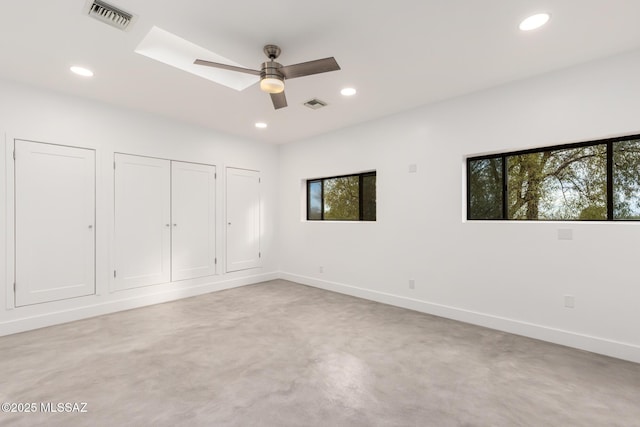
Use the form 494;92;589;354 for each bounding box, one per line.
194;44;340;110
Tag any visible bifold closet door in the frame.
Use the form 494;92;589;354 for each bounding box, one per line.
14;140;95;306
226;167;261;272
171;161;216;281
114;154;171;290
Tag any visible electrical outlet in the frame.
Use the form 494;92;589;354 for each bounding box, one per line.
564;295;575;309
319;266;324;273
409;279;415;289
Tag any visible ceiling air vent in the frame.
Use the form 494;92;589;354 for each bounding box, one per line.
303;98;328;110
85;0;135;31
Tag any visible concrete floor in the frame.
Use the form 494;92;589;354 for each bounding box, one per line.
0;280;639;427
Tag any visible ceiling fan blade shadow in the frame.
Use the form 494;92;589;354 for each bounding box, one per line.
280;57;340;79
270;91;287;109
194;59;261;76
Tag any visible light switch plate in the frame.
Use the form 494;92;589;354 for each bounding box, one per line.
558;229;573;240
564;295;575;308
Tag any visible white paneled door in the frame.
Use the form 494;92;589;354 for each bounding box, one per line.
14;140;96;306
114;154;171;291
226;168;261;272
171;161;216;281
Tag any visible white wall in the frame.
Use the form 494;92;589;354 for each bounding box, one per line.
0;79;279;335
3;49;640;363
278;48;640;363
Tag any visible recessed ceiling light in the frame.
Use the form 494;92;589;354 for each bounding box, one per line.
70;66;94;77
255;122;267;129
519;13;550;31
341;87;357;96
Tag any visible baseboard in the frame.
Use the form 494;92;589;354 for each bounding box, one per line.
279;272;640;364
5;271;638;364
0;271;279;337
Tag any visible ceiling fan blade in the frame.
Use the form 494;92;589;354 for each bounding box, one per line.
279;57;340;79
270;91;287;110
193;59;261;76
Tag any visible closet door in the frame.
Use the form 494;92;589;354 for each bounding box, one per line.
14;140;95;306
226;168;261;272
171;161;216;281
114;154;170;290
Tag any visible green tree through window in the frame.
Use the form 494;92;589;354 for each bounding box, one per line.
507;145;606;220
307;172;376;221
469;158;503;219
613;140;640;219
324;176;359;220
467;135;640;221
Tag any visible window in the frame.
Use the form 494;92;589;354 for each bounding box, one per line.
307;172;376;221
613;139;640;219
468;157;503;220
467;134;640;221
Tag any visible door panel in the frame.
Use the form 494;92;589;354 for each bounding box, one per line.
226;168;261;272
171;161;216;281
114;154;170;290
15;140;95;306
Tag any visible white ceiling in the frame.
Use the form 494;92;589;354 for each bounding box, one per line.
2;1;640;144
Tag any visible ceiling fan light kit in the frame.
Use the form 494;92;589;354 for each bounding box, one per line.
194;44;340;109
260;77;284;93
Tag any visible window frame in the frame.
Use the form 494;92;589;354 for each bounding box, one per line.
466;133;640;221
306;171;377;221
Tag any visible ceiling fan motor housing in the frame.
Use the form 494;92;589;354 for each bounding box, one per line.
260;61;285;93
261;61;284;81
